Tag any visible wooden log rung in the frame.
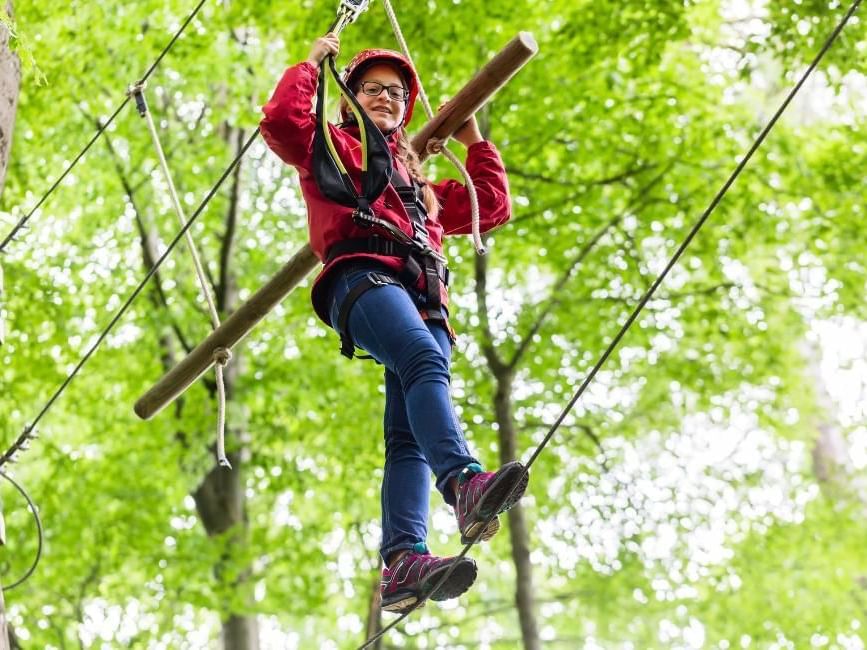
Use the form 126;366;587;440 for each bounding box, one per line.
413;32;538;161
134;245;319;419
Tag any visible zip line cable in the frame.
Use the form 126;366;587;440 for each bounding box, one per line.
358;0;862;646
0;129;260;469
0;0;209;253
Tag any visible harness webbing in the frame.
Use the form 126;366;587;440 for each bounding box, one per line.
390;171;445;317
335;270;402;358
312;55;393;213
326;171;452;359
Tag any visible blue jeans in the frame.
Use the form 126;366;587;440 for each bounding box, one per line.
327;262;479;563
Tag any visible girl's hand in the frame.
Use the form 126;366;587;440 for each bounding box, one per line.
306;33;340;66
452;115;484;147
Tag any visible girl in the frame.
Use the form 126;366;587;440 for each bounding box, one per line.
260;33;529;614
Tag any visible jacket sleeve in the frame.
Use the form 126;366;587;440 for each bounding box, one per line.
432;141;512;236
260;61;320;171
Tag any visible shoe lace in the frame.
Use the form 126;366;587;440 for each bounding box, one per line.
408;542;454;576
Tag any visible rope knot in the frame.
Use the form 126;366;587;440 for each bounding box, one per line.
126;80;147;97
213;347;232;366
426;137;446;155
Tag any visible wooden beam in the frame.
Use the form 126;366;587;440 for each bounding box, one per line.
134;32;539;420
134;245;319;419
412;31;538;161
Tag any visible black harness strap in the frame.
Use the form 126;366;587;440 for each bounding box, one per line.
330;172;450;359
326;236;450;287
390;172;445;321
336;271;402;359
311;56;393;212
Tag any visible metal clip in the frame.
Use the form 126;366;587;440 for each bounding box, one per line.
352;208;376;228
366;272;392;287
126;81;148;117
333;0;371;35
418;244;447;264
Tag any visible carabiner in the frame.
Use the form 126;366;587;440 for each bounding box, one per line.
332;0;372;35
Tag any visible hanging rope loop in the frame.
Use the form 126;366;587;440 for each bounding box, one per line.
214;361;232;469
135;84;231;469
380;0;485;255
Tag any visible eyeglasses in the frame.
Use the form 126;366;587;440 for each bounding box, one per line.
358;80;409;102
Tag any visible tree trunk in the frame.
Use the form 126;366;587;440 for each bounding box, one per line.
803;339;856;501
474;248;541;650
0;2;20;646
192;126;258;649
494;377;541;650
0;0;18;193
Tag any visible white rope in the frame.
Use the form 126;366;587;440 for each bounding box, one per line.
213;347;232;468
131;82;232;469
380;0;485;255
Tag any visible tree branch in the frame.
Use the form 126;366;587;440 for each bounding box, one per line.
217;126;244;313
507;161;654;189
508;162;675;371
89;111;194;354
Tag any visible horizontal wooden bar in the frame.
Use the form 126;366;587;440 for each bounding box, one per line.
412;31;538;161
134;245;319;419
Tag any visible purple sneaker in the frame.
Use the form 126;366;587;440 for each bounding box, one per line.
455;461;529;544
380;542;478;614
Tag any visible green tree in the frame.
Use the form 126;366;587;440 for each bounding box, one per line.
0;1;865;648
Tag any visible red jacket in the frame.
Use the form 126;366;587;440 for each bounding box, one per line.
260;61;511;325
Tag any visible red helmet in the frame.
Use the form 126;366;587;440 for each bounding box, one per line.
341;49;420;125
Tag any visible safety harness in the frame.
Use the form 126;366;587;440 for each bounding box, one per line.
312;55;393;218
325;172;451;359
311;38;451;360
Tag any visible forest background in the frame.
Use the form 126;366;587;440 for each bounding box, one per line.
0;0;866;648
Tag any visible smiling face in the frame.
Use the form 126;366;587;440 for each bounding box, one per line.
354;63;408;133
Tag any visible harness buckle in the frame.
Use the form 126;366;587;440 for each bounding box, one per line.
352;208;375;228
417;243;447;264
366;272;392;287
